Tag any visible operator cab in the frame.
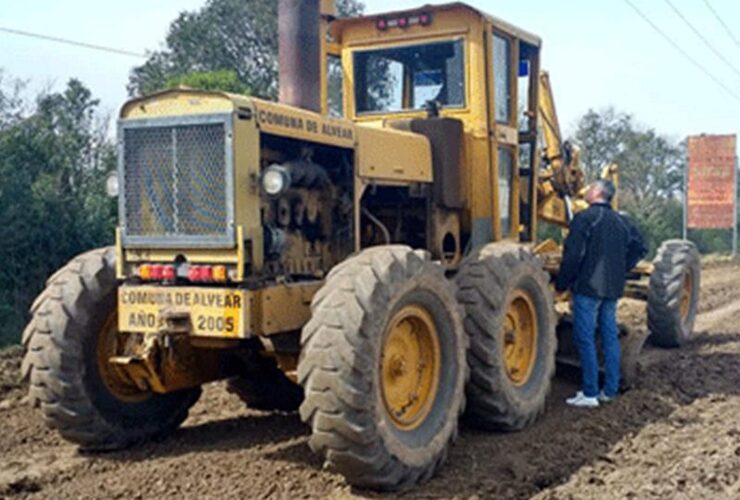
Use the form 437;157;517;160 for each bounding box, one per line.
329;2;543;244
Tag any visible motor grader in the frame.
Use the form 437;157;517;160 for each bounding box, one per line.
21;1;700;491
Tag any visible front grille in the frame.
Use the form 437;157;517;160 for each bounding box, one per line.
120;116;234;247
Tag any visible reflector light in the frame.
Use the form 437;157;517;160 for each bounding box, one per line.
213;265;227;282
150;265;164;280
162;265;176;281
200;266;213;281
187;265;217;282
139;264;152;280
188;265;202;282
376;12;432;31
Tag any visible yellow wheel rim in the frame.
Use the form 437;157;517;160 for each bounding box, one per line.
380;305;441;431
96;312;150;403
680;271;693;321
502;289;538;386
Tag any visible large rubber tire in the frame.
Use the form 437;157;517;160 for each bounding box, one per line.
456;243;556;431
21;247;201;450
298;246;467;491
227;355;303;412
648;240;701;347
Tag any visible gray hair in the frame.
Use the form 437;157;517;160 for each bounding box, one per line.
593;179;616;202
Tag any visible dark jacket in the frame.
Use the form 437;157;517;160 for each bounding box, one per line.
555;203;648;300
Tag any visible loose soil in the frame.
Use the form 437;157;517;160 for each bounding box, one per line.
1;261;738;499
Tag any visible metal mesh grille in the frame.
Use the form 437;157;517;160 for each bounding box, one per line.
122;122;229;243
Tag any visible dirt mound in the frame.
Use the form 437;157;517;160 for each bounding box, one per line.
0;262;738;499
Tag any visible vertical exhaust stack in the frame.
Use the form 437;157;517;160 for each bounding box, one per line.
278;0;321;113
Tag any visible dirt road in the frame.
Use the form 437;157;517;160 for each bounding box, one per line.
1;260;738;499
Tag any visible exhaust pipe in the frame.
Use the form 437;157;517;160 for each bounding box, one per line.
278;0;321;112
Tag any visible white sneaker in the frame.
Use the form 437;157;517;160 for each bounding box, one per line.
598;391;615;403
566;391;599;408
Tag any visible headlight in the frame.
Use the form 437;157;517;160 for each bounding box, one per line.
105;171;119;197
261;165;291;197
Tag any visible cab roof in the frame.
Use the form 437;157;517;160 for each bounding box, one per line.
332;2;542;47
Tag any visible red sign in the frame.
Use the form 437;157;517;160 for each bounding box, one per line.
687;134;736;229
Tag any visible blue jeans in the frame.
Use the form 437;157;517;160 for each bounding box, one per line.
572;294;620;398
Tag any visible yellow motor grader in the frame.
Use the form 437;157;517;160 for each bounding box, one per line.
21;1;700;490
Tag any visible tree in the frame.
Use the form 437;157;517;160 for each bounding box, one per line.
0;75;115;346
572;108;686;256
129;0;365;97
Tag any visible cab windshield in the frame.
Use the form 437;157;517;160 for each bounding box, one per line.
353;39;465;115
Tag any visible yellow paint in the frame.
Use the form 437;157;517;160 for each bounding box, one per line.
255;282;322;335
120;89;243;119
97;312;150;402
117;286;248;338
381;304;441;431
117;281;322;339
124;248;240;264
502;289;538;386
252;99;356;149
233;108;263;273
356;126;432;182
115;227;124;280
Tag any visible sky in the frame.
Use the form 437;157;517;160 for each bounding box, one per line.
2;0;740;141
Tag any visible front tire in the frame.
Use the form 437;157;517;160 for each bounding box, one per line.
21;247;200;450
298;246;467;490
648;240;700;347
456;244;556;431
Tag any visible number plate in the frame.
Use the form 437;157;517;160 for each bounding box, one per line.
117;286;248;338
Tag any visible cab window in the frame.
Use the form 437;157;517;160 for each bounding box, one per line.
353;40;465;114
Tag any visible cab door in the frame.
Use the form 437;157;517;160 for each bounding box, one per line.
487;27;519;241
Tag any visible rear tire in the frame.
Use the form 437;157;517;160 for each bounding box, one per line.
21;247;200;450
648;240;700;347
456;244;556;431
298;246;467;490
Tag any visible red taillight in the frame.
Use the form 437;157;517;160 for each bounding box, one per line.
200;266;213;281
137;263;177;281
188;265;215;282
150;264;164;280
162;265;176;281
377;18;388;31
188;265;201;282
419;13;432;26
398;17;409;28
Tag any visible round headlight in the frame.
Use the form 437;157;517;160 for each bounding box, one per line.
105;171;119;197
261;165;291;197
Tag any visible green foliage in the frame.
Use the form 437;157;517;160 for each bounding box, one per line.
128;0;365;98
166;69;251;94
0;75;115;346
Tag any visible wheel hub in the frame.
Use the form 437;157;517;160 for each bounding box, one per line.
502;289;538;386
380;305;441;431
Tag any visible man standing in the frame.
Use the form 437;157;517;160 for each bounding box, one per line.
556;180;648;408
